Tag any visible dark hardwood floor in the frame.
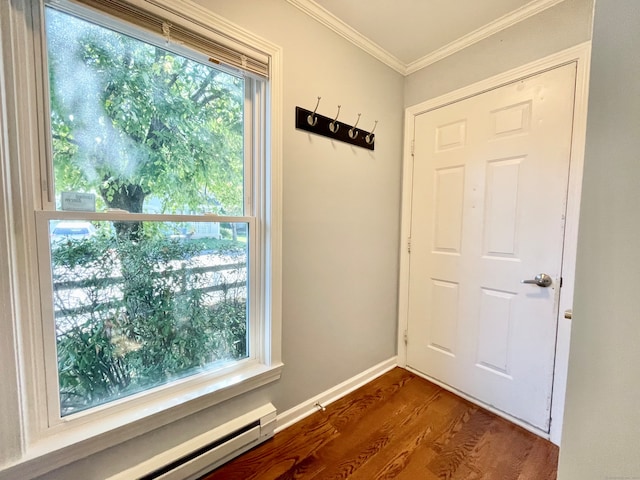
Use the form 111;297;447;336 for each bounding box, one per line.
202;368;558;480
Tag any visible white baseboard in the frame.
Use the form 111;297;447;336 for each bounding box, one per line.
275;357;397;433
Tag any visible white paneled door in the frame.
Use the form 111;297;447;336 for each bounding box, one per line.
406;64;577;432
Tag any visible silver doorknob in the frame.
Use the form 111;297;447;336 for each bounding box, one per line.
521;273;553;287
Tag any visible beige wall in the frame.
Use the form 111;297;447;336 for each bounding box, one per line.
35;1;404;478
404;0;594;108
196;0;404;412
558;1;640;478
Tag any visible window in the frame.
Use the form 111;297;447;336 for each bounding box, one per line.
0;0;281;473
43;5;254;417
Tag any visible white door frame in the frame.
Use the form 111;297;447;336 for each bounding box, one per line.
397;42;591;445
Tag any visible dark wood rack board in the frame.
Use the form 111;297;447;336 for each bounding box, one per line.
295;106;375;150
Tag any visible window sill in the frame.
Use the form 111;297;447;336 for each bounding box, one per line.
0;362;283;480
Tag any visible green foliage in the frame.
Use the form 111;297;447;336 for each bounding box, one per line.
46;7;244;216
52;235;247;415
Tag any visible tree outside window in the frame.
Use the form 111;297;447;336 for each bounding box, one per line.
44;7;252;416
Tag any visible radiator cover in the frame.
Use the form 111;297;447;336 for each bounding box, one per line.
107;403;277;480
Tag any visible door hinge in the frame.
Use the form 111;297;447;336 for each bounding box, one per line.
407;237;412;254
559;277;563;287
410;139;415;156
403;330;408;345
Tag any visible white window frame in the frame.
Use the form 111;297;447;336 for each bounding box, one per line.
0;0;282;477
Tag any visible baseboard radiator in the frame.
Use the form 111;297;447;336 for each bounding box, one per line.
108;403;277;480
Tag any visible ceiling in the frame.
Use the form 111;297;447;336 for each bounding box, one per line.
286;0;565;75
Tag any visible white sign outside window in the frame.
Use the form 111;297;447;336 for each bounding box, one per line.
61;192;96;212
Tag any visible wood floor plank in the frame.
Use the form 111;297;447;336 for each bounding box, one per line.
384;398;471;480
517;437;559;480
201;368;559;480
426;406;494;478
303;380;442;480
325;368;416;434
202;392;347;480
348;390;463;480
458;417;535;480
301;371;430;479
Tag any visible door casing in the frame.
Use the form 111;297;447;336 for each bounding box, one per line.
397;42;591;445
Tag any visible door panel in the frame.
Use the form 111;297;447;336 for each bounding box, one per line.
433;166;464;252
406;64;577;432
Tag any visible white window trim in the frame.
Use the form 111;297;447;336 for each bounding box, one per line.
0;1;24;465
0;0;282;477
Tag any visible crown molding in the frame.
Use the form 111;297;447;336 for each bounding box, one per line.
287;0;567;77
285;0;407;75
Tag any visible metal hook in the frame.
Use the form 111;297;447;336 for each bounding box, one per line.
348;113;361;139
307;96;321;126
329;105;341;133
365;120;378;144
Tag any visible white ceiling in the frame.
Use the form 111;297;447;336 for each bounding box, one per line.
287;0;566;75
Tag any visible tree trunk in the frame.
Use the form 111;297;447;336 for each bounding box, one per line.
99;181;146;240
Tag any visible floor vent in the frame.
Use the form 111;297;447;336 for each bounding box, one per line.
108;403;277;480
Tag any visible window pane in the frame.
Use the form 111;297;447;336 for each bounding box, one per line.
45;7;245;216
49;220;249;416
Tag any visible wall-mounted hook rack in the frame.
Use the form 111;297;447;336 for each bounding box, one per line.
295;104;375;150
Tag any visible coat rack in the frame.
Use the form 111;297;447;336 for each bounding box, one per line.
295;97;377;150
